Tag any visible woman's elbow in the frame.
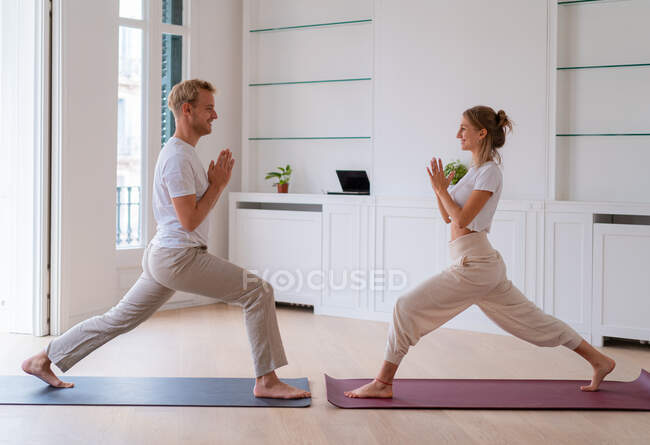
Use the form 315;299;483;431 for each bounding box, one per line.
179;218;197;232
451;218;468;229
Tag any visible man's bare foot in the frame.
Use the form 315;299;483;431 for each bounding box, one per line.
253;372;310;399
581;356;616;392
344;379;393;399
21;350;74;388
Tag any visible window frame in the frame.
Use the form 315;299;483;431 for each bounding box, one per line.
116;0;192;253
117;4;148;250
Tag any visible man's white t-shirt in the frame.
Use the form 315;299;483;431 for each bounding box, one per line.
448;161;502;233
151;137;210;248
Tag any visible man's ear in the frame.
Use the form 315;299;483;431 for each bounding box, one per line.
181;102;192;116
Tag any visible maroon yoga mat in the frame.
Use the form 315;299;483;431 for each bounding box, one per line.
325;369;650;410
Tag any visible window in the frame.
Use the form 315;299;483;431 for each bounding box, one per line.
161;0;185;146
116;0;188;248
117;2;145;248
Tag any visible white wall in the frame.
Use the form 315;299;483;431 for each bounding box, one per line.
242;0;551;200
193;0;243;258
373;0;549;200
52;0;243;332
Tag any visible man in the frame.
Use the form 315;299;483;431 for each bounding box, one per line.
22;79;310;399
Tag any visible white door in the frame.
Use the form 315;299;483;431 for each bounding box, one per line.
50;0;121;334
0;0;49;335
593;223;650;346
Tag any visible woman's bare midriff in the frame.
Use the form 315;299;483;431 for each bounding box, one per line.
450;223;475;242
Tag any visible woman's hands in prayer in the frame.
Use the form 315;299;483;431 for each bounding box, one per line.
426;157;455;195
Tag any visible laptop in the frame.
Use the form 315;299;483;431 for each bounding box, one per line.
327;170;370;195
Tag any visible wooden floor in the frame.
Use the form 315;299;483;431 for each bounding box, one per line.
1;303;649;445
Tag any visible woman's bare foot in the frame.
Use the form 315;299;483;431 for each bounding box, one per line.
580;356;616;392
253;371;310;399
344;379;393;399
21;350;74;388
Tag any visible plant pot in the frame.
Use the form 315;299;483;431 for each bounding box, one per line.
277;183;289;193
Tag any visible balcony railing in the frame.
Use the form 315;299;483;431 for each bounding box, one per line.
116;185;141;247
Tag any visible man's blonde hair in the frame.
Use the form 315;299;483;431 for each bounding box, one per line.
167;79;216;115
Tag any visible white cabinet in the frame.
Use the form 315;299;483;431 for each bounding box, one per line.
592;224;650;346
231;206;322;306
374;206;448;314
318;203;371;316
544;212;593;339
228;193;650;344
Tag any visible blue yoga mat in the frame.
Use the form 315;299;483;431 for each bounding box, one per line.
0;376;311;407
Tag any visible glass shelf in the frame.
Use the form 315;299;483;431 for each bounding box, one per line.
557;133;650;136
248;137;371;141
249;78;371;87
250;19;372;33
559;0;606;5
558;63;650;70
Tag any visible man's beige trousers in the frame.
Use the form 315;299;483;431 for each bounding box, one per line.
47;243;288;377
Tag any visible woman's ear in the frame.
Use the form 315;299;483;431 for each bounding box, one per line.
478;128;487;140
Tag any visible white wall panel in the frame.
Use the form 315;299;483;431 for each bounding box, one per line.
556;68;650;134
558;0;650;67
248;0;372;29
250;139;372;193
250;81;372;137
555;136;650;203
373;0;548;200
250;24;372;82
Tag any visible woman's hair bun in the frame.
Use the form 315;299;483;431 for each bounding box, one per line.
496;110;507;128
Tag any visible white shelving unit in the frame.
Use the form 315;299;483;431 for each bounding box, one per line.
550;0;650;345
241;0;374;194
230;0;650;342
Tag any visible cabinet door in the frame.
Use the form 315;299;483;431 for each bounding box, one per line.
544;212;592;339
489;211;526;294
593;223;650;345
374;206;447;314
233;208;322;305
320;204;369;313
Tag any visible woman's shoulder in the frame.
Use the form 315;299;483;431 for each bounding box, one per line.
477;160;502;175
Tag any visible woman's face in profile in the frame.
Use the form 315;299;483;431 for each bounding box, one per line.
456;116;484;152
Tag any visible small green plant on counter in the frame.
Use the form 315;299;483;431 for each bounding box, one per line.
265;165;292;186
443;160;468;185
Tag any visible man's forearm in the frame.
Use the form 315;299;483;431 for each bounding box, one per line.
191;183;224;230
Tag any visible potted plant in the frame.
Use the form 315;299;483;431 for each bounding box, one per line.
443;160;468;185
265;164;292;193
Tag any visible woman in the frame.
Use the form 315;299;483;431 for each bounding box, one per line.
345;105;615;398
